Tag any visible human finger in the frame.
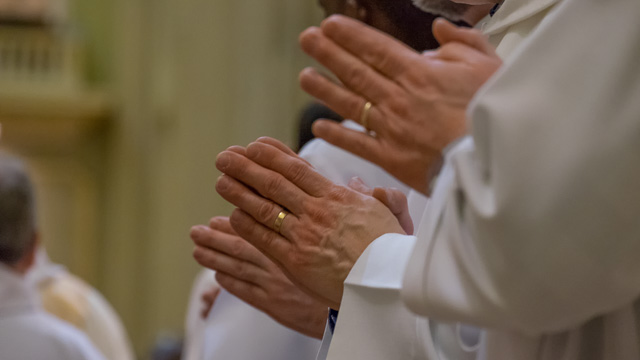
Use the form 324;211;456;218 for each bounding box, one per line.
254;137;297;157
216;150;309;212
312;119;384;167
299;26;401;104
254;137;314;167
215;174;302;237
372;188;413;235
244;142;335;198
215;272;268;310
433;18;497;57
200;286;220;319
191;224;270;268
299;68;384;132
319;15;418;79
193;245;267;287
346;177;373;196
435;42;482;62
209;216;236;236
225;145;247;156
229;208;292;263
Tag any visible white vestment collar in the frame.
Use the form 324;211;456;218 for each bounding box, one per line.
26;247;66;287
482;0;559;36
0;263;38;318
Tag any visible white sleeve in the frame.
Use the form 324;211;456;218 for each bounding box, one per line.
182;269;218;360
300;121;411;194
300;125;426;359
402;0;640;335
327;234;422;360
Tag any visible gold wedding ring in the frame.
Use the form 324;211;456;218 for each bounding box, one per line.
360;101;373;131
273;211;289;234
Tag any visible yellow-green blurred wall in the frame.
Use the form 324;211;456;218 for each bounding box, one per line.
70;0;323;356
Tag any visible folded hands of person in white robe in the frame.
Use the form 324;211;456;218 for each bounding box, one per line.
214;138;412;309
212;18;502;310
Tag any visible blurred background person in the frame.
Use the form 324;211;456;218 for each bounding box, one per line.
27;247;135;360
0;0;323;357
0;152;104;360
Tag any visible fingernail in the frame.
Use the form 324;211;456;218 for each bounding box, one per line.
246;143;261;159
312;120;330;137
192;225;208;235
216;175;229;192
300;67;318;79
216;152;230;171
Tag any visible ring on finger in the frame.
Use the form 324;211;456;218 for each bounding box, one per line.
273;210;289;234
359;101;373;131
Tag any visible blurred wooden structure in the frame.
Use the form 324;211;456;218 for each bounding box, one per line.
0;22;110;285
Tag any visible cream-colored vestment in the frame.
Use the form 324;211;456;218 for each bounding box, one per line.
0;264;105;360
326;0;640;359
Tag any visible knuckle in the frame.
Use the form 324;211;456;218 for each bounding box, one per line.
228;238;245;258
305;203;332;225
387;95;410;117
229;209;249;235
287;248;308;268
257;201;275;223
263;175;283;198
286;160;309;184
259;228;276;248
366;50;395;74
325;186;346;200
346;97;364;119
233;262;248;280
345;65;369;92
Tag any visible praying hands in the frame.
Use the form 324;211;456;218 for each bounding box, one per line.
214;138;411;309
300;16;502;193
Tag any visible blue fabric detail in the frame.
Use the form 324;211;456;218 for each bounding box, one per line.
328;308;339;333
490;3;502;17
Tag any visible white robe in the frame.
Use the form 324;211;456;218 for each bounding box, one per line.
324;1;559;359
0;264;105;360
299;120;412;193
330;0;640;359
182;268;219;360
183;270;321;360
26;249;135;360
201;288;322;360
403;0;640;357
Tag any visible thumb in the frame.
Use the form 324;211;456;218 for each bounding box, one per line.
201;286;221;319
372;188;414;235
432;18;497;57
347;177;374;196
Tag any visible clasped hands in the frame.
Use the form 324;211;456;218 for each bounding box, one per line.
193;16;501;322
300;16;502;193
213;138;411;309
